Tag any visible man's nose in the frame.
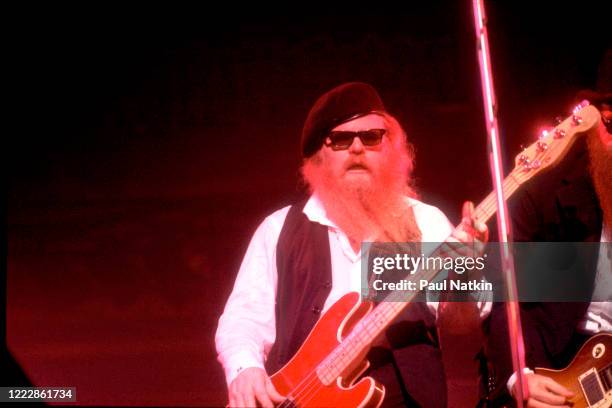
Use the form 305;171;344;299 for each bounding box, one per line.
348;135;365;153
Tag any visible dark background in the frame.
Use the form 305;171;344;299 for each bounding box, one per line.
5;2;610;406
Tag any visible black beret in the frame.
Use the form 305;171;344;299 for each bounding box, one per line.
301;82;386;157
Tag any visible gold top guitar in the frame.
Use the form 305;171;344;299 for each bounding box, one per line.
535;333;611;408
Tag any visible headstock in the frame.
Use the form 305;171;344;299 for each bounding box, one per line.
512;101;601;183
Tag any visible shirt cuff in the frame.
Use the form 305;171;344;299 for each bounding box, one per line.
221;349;266;387
507;367;534;396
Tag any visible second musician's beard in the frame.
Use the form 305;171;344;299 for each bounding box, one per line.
588;126;612;234
302;147;421;244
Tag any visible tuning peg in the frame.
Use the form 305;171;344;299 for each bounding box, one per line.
554;116;564;125
536;141;548;152
554;129;566;139
573;100;590;113
518;154;530;166
529;159;541;169
572;114;583;125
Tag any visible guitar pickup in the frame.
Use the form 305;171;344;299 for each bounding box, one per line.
579;367;608;407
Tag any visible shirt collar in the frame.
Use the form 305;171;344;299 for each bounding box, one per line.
302;193;340;230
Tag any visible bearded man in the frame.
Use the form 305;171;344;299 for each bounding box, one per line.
215;82;487;407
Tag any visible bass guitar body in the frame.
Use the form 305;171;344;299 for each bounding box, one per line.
271;292;385;407
535;333;612;408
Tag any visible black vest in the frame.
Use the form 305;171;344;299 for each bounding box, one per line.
265;199;332;374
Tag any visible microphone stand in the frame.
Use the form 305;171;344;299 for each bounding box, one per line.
471;0;528;405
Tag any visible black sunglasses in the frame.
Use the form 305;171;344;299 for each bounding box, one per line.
325;129;387;150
